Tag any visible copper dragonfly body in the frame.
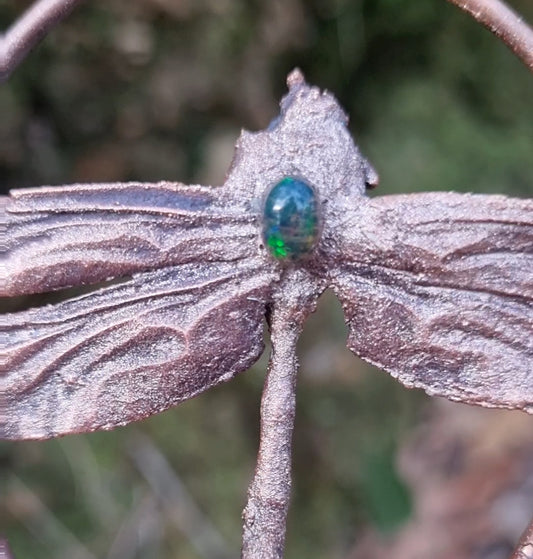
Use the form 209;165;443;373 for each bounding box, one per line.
2;71;532;558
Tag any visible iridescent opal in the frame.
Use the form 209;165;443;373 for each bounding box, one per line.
262;177;320;261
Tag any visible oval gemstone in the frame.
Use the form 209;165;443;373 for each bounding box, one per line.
262;177;320;261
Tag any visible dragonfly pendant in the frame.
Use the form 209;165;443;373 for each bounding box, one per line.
2;69;532;558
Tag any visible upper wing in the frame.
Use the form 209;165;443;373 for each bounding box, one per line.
330;192;532;413
1;258;275;440
2;181;254;296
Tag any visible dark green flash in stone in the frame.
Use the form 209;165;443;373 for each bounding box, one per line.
262;177;320;261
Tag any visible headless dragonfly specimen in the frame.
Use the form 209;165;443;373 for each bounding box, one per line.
2;70;532;558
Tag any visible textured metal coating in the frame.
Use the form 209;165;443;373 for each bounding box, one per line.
330;192;533;413
2;69;532;444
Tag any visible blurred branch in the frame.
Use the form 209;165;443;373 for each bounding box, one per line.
107;495;163;559
59;437;121;529
0;538;14;559
3;0;532;83
447;0;533;72
7;476;98;559
0;0;86;83
127;432;235;559
511;518;533;559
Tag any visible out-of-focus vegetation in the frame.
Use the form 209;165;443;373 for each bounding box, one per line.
1;1;532;558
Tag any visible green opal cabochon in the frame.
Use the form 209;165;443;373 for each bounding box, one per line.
262;177;320;261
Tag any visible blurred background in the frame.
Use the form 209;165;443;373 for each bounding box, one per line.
1;1;533;558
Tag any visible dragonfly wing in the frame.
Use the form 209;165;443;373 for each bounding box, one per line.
330;192;533;413
2;182;253;296
2;258;275;440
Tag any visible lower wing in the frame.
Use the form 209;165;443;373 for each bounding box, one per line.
1;258;275;440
